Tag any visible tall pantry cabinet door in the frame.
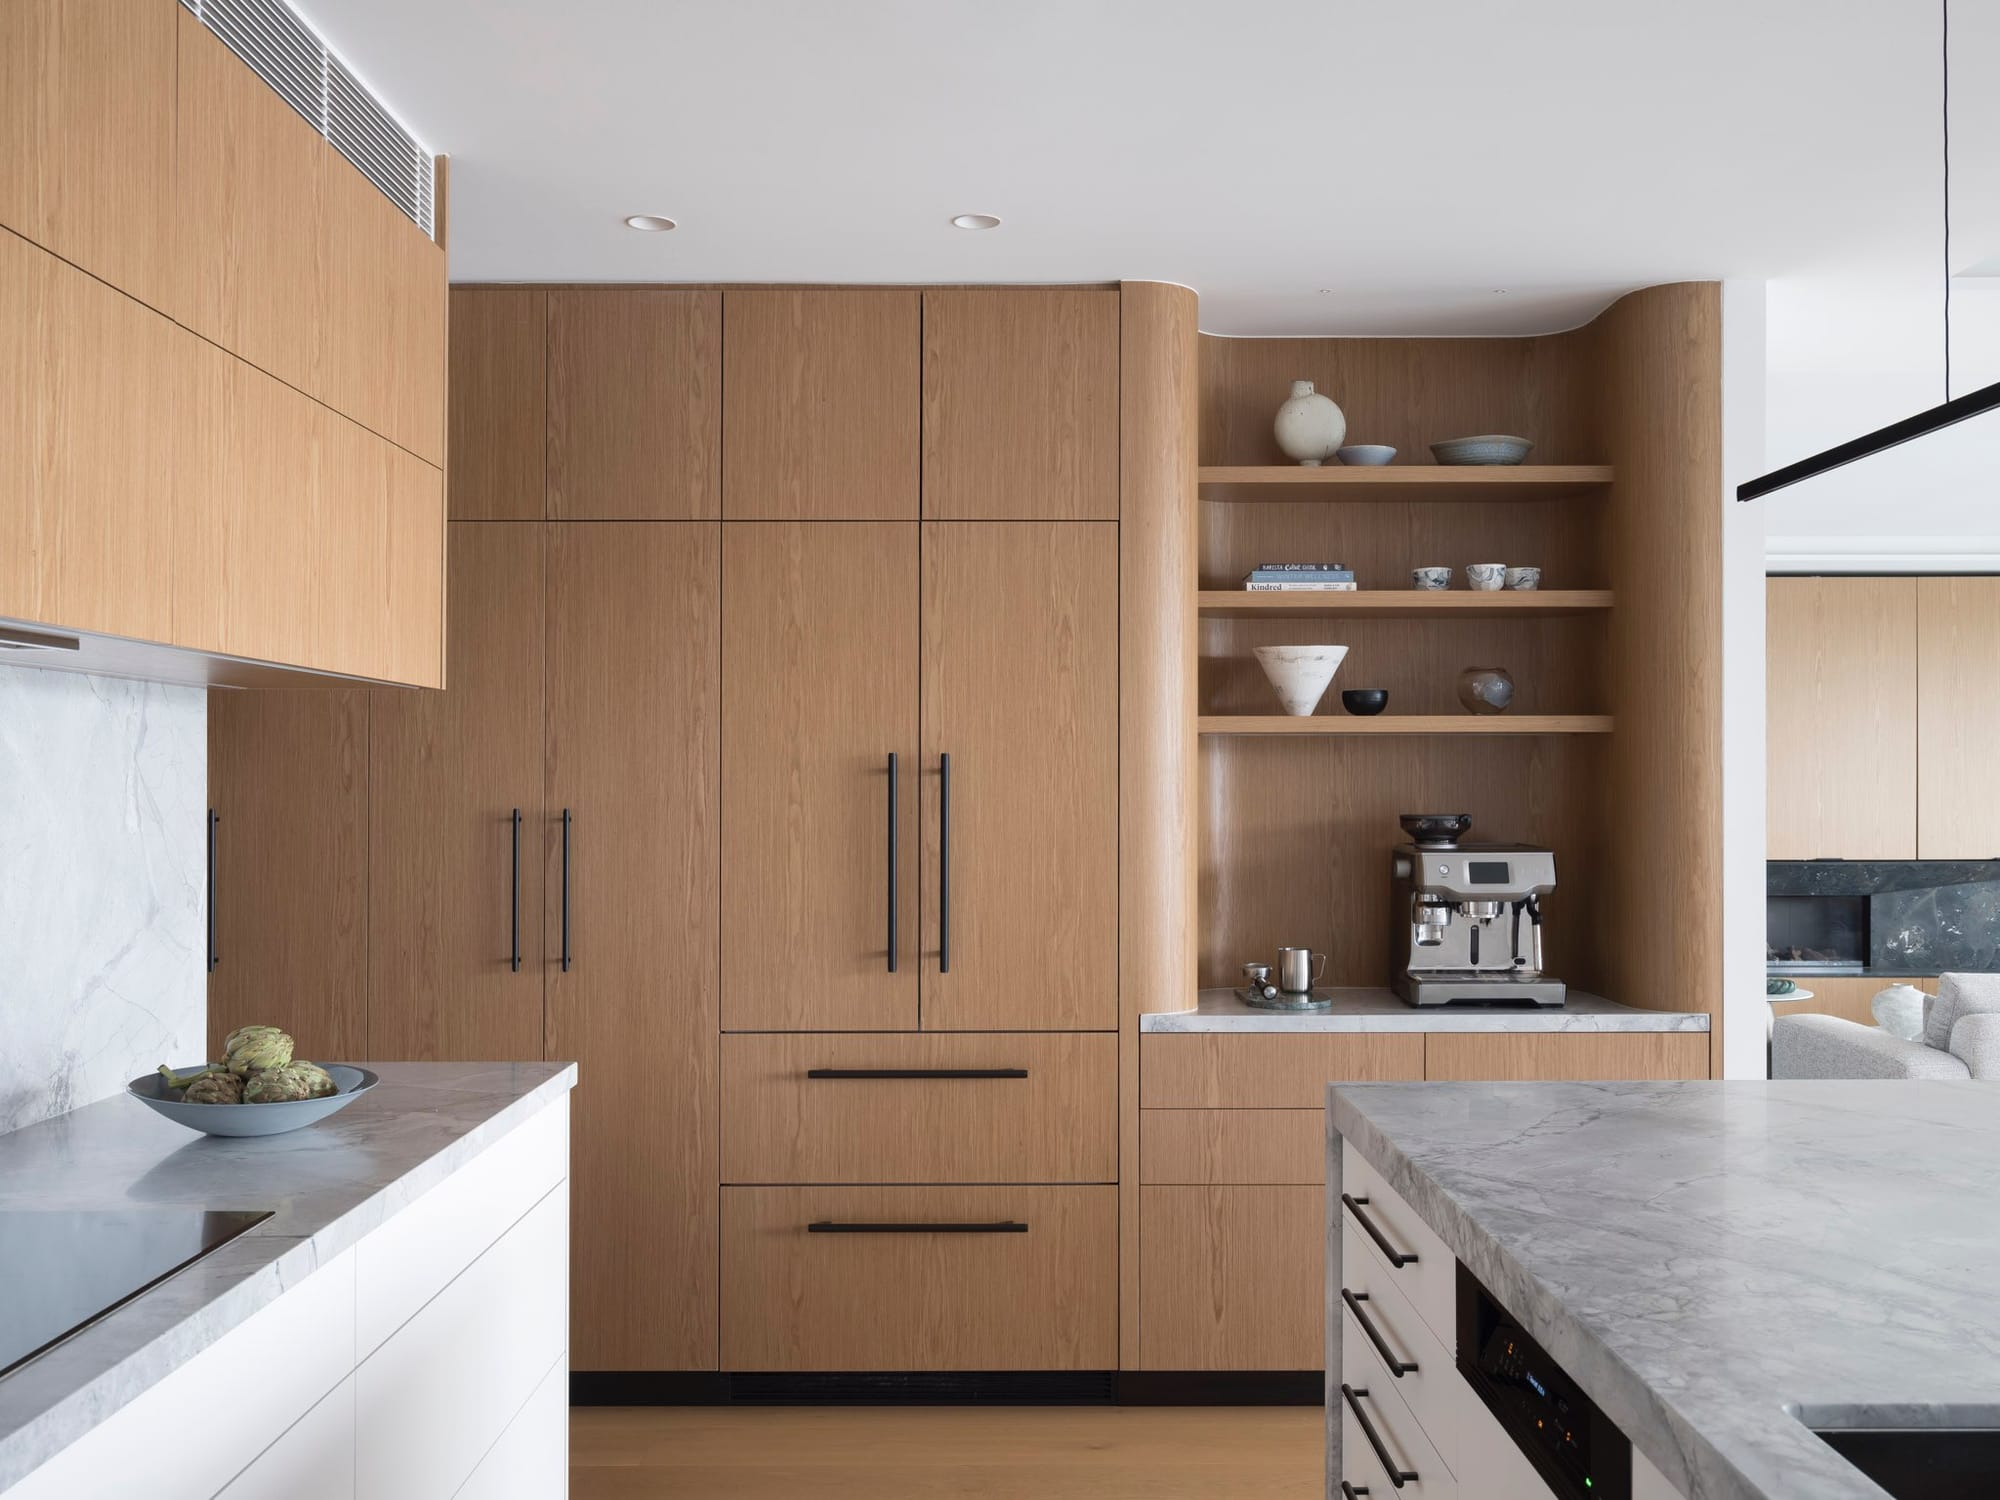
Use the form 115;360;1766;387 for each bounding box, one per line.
721;523;920;1029
1918;577;2000;858
546;522;720;1370
368;523;547;1062
920;523;1119;1030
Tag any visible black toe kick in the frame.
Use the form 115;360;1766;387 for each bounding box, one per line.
569;1370;1324;1406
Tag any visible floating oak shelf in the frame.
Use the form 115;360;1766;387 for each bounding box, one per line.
1197;589;1612;619
1197;465;1614;501
1197;715;1614;736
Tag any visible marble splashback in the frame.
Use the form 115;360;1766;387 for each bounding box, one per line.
0;666;206;1132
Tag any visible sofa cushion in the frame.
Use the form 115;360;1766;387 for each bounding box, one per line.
1923;973;2000;1051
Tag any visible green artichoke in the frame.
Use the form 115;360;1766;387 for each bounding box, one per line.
221;1025;294;1077
244;1063;319;1104
158;1062;216;1091
182;1070;244;1105
290;1061;338;1099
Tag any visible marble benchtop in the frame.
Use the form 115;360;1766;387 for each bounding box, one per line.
0;1061;577;1490
1329;1079;2000;1500
1141;986;1711;1032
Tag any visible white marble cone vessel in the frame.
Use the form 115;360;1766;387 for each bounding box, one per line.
1254;645;1348;715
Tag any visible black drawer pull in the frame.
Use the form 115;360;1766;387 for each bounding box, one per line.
1341;1193;1419;1267
509;808;522;973
805;1068;1028;1080
807;1221;1027;1234
1340;1484;1371;1499
886;752;898;974
206;809;219;973
1341;1289;1417;1376
1340;1384;1417;1489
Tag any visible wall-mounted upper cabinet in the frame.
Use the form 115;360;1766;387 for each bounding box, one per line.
1917;576;2000;859
0;0;178;311
548;290;721;519
449;288;547;520
922;288;1119;520
723;290;921;519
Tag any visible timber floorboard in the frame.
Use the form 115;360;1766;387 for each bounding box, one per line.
570;1405;1323;1498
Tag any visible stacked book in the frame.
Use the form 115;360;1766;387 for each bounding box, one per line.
1242;562;1356;592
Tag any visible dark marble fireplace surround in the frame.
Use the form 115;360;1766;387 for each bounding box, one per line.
1767;862;2000;976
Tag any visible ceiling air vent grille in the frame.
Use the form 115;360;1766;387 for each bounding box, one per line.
179;0;436;238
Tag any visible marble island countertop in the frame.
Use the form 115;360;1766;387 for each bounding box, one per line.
1142;986;1711;1032
0;1061;577;1490
1330;1079;2000;1500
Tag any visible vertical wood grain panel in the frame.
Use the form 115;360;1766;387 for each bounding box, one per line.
382;453;446;690
723;290;920;519
1141;1110;1323;1185
1140;1034;1424;1108
547;290;720;519
1769;975;1938;1030
1422;1032;1710;1081
1917;577;2000;858
546;522;719;1370
1140;1186;1324;1370
448;287;547;520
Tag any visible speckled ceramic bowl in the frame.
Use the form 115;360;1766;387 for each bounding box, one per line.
128;1065;378;1137
1430;434;1534;466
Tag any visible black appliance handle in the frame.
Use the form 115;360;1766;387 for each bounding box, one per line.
206;809;219;973
1340;1385;1417;1488
938;752;950;973
805;1068;1028;1080
560;808;572;972
887;752;897;974
509;808;522;973
1342;1193;1419;1268
807;1221;1026;1235
1341;1289;1418;1376
1340;1485;1371;1499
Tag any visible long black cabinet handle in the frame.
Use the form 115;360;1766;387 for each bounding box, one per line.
1339;1385;1417;1489
560;808;572;973
1340;1483;1371;1499
1342;1194;1419;1268
509;808;522;973
938;752;951;973
806;1068;1029;1080
886;752;898;974
1341;1289;1417;1376
808;1221;1027;1235
206;810;219;973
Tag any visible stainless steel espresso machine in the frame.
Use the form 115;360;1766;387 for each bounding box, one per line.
1390;813;1565;1007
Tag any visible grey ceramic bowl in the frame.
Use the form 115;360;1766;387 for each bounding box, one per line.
128;1065;378;1137
1335;444;1397;466
1429;434;1534;466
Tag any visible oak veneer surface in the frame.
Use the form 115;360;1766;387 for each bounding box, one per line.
1139;1034;1423;1109
448;287;547;519
720;1186;1116;1371
368;522;546;1063
920;522;1119;1030
720;1033;1116;1185
1141;1108;1323;1185
1422;1032;1709;1081
381;452;446;689
1767;577;1918;860
922;289;1119;520
721;522;919;1030
723;289;920;519
547;290;721;519
1917;577;2000;859
207;691;370;1065
1769;976;1937;1031
1139;1185;1324;1370
0;0;177;310
546;522;720;1371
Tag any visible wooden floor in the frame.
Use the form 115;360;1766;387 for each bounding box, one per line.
571;1405;1324;1498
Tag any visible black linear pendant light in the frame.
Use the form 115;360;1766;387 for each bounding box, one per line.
1737;0;2000;502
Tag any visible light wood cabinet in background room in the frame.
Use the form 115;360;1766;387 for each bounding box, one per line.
1917;576;2000;859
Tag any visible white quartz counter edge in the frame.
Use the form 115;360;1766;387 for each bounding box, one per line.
0;1062;577;1491
1143;988;1712;1032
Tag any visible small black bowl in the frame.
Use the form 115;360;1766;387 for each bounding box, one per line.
1341;688;1389;716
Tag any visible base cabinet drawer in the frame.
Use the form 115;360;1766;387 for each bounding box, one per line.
1139;1185;1323;1370
1141;1034;1424;1108
1340;1332;1456;1500
721;1186;1115;1370
1340;1141;1457;1351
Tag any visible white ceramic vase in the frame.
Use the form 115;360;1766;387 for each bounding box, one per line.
1254;645;1348;716
1871;983;1928;1042
1273;381;1347;467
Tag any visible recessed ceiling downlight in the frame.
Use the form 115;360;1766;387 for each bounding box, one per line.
951;213;1001;231
623;214;677;232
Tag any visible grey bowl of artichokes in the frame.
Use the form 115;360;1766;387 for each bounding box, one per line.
130;1025;377;1137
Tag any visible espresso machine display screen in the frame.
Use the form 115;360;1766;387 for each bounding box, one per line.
1466;861;1511;884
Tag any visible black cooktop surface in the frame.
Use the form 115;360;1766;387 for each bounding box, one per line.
0;1209;272;1379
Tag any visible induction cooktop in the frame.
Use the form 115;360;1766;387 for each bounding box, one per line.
0;1209;272;1379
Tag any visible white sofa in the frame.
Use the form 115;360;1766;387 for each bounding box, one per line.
1772;973;2000;1079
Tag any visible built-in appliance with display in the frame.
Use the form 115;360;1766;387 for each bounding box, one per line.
1390;813;1564;1006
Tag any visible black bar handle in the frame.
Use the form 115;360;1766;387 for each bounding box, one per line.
1341;1289;1418;1376
560;808;572;973
808;1221;1027;1235
1339;1385;1417;1489
887;752;898;974
509;808;522;973
206;810;219;973
1340;1483;1371;1499
1342;1194;1419;1268
938;752;950;973
806;1068;1029;1080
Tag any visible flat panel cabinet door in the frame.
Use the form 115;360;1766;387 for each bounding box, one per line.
368;523;546;1062
546;522;720;1370
921;523;1119;1030
1918;577;2000;858
449;287;547;520
721;522;918;1029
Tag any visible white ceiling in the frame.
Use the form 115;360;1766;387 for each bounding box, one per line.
299;0;1988;338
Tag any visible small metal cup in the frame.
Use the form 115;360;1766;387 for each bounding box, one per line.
1277;947;1327;994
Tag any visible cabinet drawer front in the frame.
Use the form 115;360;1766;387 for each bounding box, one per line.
1141;1034;1424;1108
1139;1185;1323;1371
1340;1333;1457;1500
1340;1141;1457;1351
723;1033;1114;1183
1341;1226;1467;1479
1143;1108;1323;1184
721;1186;1115;1370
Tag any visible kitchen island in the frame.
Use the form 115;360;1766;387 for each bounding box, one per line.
0;1061;576;1499
1328;1079;2000;1500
